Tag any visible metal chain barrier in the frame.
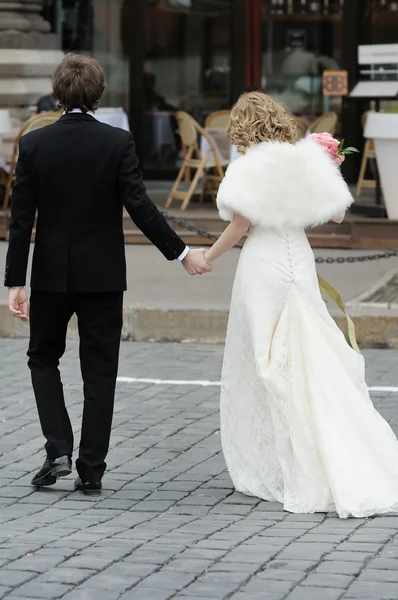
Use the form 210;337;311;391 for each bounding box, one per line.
160;209;398;265
314;251;398;265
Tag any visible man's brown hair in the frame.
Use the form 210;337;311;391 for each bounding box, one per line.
52;53;106;113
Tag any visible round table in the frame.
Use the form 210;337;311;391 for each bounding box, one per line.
94;108;130;132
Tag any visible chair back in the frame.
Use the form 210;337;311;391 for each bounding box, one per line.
292;116;308;141
176;111;223;163
3;111;62;208
175;111;198;148
205;110;230;129
309;112;338;135
20;111;62;137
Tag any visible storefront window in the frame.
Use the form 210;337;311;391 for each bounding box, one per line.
52;0;129;109
143;0;231;170
372;1;398;44
262;0;343;124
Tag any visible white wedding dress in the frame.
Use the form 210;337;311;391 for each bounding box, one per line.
217;138;398;519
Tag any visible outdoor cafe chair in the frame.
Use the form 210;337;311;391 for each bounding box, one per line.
308;111;338;136
3;111;62;209
292;116;308;141
356;111;377;197
166;111;229;211
205;110;230;130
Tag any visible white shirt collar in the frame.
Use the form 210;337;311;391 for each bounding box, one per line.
63;109;95;116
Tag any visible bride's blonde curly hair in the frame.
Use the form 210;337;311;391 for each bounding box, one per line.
227;91;297;154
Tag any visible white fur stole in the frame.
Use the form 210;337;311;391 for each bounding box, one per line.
217;138;354;229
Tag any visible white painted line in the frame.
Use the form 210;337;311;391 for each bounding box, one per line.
117;379;398;393
369;386;398;393
117;377;221;387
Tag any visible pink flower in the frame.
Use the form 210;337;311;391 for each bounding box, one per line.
310;132;329;145
309;132;341;166
309;131;359;165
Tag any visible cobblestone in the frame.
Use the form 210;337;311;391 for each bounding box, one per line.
0;341;398;599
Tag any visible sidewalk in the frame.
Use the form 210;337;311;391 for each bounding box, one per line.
1;242;398;346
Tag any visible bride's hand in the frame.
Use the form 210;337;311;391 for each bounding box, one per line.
182;248;212;275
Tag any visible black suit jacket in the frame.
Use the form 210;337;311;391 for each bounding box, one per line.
5;113;186;292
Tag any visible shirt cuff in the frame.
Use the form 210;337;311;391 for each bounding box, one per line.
177;246;190;262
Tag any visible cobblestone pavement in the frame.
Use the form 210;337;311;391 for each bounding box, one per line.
1;341;398;600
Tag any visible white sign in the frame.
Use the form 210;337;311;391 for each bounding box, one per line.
350;81;398;99
359;44;398;66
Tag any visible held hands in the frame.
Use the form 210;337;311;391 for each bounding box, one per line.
182;248;212;276
9;287;29;321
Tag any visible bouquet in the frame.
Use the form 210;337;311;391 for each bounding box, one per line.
309;132;359;166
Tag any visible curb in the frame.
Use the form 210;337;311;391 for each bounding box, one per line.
121;307;228;344
1;303;398;348
335;312;398;349
0;304;228;344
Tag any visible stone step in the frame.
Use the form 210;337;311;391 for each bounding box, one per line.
2;208;398;249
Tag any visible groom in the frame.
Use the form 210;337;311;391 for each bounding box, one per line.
5;53;211;495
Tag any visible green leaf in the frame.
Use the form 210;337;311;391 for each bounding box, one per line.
345;146;360;153
338;138;345;151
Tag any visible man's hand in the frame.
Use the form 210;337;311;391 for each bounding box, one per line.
182;248;212;276
9;287;29;321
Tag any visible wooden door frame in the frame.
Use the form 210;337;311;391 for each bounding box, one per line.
241;0;262;92
126;0;146;161
248;0;262;90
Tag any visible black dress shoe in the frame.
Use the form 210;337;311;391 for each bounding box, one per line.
31;455;72;487
75;476;102;496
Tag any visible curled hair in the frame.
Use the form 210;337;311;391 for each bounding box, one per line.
227;91;297;154
52;53;106;113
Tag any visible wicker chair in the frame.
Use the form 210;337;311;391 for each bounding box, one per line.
356;111;377;197
3;111;62;208
166;111;229;210
292;116;308;141
308;112;338;136
205;110;230;130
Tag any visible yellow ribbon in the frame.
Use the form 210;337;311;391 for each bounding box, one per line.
317;274;360;354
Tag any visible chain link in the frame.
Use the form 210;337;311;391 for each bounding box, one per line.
161;209;398;265
161;210;221;244
315;250;398;264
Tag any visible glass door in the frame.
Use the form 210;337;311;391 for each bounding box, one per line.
142;0;232;173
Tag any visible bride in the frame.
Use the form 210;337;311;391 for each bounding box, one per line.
204;91;398;519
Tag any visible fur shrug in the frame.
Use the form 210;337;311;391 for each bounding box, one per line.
217;138;354;230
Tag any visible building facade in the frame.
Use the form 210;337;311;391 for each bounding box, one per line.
44;0;398;181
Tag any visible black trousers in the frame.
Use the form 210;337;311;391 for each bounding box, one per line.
28;291;123;481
